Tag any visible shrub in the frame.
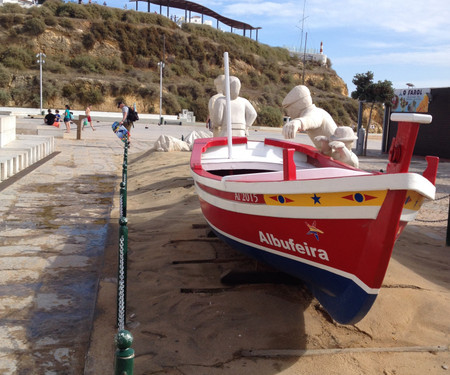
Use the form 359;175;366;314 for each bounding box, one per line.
98;56;123;71
44;15;58;26
61;83;77;102
61;80;105;106
133;55;149;69
78;86;104;106
0;3;25;14
58;17;73;29
41;0;62;14
176;81;204;100
0;14;17;28
0;47;34;69
45;60;67;74
82;33;96;50
138;85;157;99
43;80;60;104
22;17;46;35
11;84;36;106
163;92;181;115
70;55;104;74
56;3;90;19
190;98;208;122
0;89;11;105
0;66;11;88
256;106;283;127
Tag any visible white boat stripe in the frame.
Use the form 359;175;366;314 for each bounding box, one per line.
193;172;435;199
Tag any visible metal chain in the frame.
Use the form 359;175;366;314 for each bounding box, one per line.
415;218;448;223
417;194;450;222
119;194;123;218
432;194;450;202
118;234;126;331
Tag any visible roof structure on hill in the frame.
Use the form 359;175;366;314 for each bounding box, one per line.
130;0;261;40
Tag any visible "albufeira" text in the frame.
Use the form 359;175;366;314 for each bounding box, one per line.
259;231;329;261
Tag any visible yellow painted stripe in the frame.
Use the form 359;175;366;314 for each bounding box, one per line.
263;190;388;207
404;190;425;211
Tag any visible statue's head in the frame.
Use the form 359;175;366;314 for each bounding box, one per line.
229;76;241;100
282;85;313;118
214;75;225;94
330;126;358;149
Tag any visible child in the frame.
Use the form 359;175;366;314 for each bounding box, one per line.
53;109;61;128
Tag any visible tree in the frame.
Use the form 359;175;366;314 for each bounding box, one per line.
351;71;394;155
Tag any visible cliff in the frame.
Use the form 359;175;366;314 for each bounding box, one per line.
0;0;359;126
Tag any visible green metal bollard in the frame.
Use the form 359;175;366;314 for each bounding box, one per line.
120;182;127;218
117;217;128;329
122;162;127;185
115;330;134;375
123;142;128;161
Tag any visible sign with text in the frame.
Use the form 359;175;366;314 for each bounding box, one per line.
391;88;431;113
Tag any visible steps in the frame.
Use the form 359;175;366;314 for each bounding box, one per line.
0;115;55;182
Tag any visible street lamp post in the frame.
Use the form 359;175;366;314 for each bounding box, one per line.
36;52;46;114
157;61;165;125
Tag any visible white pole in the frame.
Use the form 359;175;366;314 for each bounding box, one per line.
223;52;232;159
39;58;43;114
158;61;164;125
36;52;45;114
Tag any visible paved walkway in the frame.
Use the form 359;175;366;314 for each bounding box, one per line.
0;118;216;374
0;121;127;374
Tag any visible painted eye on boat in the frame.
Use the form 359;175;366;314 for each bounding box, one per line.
354;193;364;202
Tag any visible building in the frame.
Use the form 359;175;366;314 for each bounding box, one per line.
0;0;35;7
288;41;327;66
384;87;450;159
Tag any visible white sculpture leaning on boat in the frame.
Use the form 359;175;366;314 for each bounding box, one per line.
207;74;225;137
212;76;257;137
282;85;337;149
315;127;359;168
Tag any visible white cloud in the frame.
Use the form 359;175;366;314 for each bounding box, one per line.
207;0;450;41
222;1;299;20
334;45;450;67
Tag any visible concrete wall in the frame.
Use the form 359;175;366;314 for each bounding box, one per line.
0;115;16;147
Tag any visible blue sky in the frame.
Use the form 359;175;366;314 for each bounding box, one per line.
105;0;450;96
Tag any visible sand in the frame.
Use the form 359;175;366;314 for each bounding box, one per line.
86;149;450;375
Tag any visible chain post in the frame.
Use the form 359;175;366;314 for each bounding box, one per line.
119;182;127;218
122;162;127;185
117;217;128;330
123;141;128;163
115;330;134;375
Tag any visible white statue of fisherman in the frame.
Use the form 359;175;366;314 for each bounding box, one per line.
282;85;337;149
212;76;257;137
315;127;359;168
207;74;225;137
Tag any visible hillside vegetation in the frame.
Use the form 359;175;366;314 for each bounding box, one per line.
0;0;361;126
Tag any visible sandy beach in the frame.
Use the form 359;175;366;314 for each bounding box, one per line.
85;129;450;375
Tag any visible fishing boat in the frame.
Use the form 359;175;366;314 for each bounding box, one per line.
190;112;438;324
